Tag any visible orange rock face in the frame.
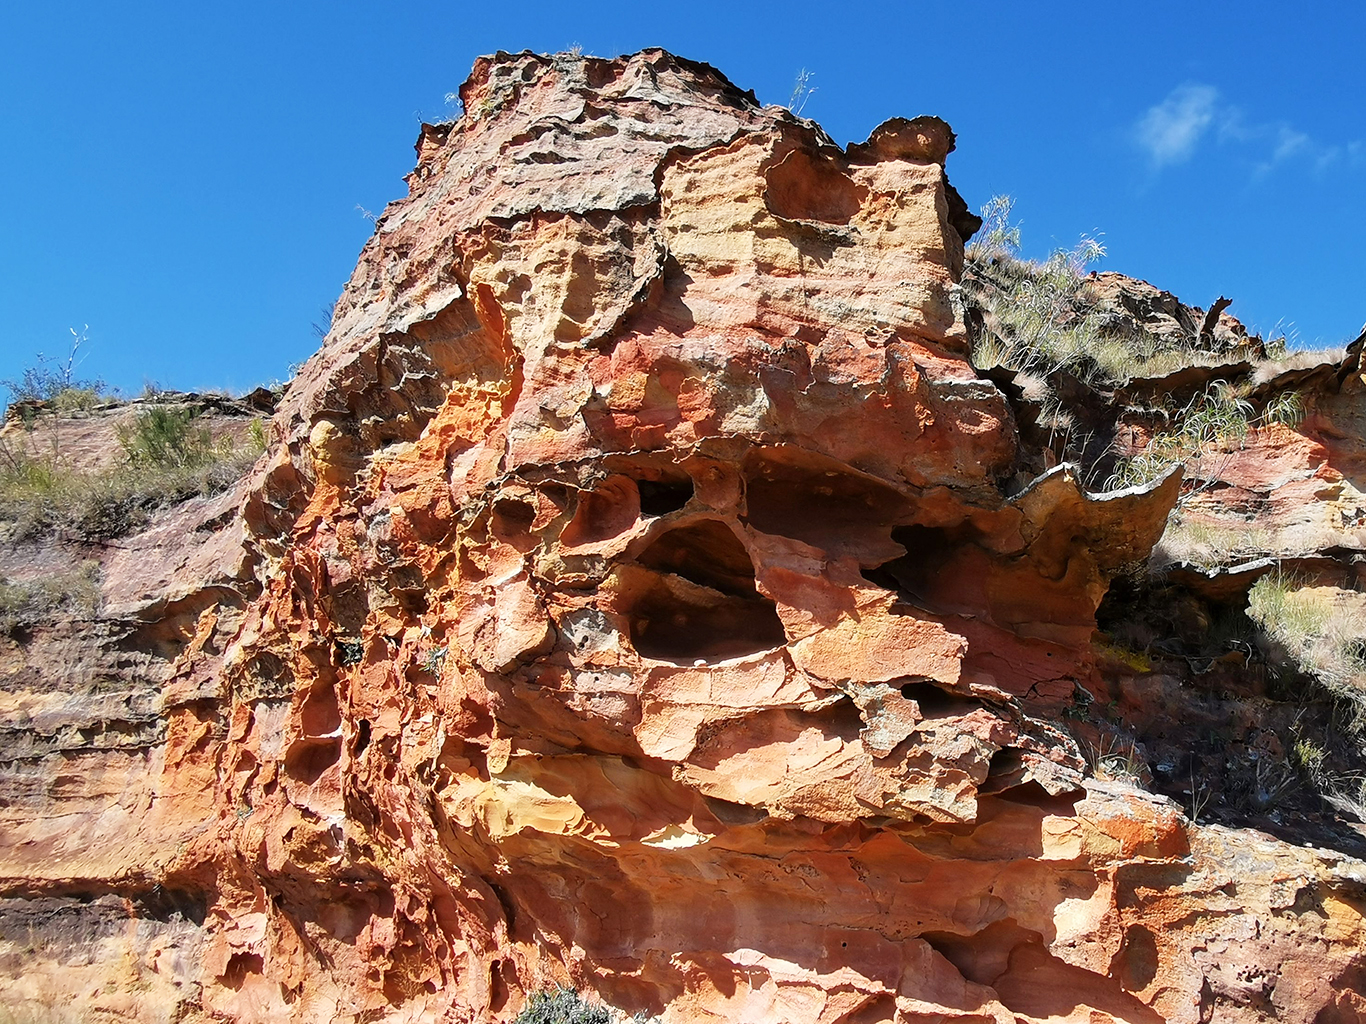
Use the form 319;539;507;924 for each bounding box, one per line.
4;50;1366;1024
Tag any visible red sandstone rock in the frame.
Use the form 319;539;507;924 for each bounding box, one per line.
3;49;1366;1024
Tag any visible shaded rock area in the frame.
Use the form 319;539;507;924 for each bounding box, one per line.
2;49;1366;1024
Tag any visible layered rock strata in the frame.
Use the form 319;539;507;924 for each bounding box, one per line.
3;50;1366;1024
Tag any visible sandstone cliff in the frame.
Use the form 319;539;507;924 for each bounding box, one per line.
2;49;1365;1024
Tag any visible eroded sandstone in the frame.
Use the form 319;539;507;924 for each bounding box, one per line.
3;49;1365;1024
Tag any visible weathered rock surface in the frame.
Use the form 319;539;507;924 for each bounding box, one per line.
1084;272;1266;360
3;49;1366;1024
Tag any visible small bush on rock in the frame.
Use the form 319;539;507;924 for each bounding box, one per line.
514;988;612;1024
0;561;101;634
118;406;219;468
1;329;105;415
511;987;656;1024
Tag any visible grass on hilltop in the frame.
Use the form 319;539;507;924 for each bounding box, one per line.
962;194;1256;388
1;396;265;543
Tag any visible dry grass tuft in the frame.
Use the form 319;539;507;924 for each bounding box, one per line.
1248;574;1366;705
0;404;262;542
0;562;101;633
1107;381;1259;489
1084;734;1150;786
1153;518;1279;569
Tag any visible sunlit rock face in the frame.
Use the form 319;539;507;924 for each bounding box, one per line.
4;49;1366;1024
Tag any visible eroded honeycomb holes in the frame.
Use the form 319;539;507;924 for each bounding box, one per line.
742;450;909;556
560;475;641;548
490;497;537;546
284;679;343;785
978;745;1084;810
921;915;1164;1024
637;475;693;517
861;524;977;614
559;470;695;549
899;680;980;719
627;520;786;662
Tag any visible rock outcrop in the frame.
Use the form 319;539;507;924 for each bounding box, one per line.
3;49;1366;1024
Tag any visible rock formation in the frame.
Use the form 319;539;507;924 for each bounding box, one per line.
2;49;1365;1024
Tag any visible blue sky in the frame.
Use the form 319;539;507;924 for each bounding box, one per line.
2;2;1363;402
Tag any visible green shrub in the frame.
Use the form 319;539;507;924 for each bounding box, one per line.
335;638;365;667
52;388;101;414
964;198;1314;499
421;645;448;675
514;988;612;1024
249;418;269;454
1293;736;1329;783
117;406;219;468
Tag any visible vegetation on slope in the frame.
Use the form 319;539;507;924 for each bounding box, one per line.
0;399;265;542
967;197;1366;843
0;561;101;635
963;195;1279;385
1249;575;1366;710
0;349;272;635
960;194;1331;492
513;987;655;1024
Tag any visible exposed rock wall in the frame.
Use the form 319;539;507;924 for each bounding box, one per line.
3;50;1365;1024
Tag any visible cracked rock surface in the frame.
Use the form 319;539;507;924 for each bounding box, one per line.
3;49;1366;1024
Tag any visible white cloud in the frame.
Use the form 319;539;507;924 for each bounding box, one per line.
1135;84;1360;180
1272;126;1310;162
1135;84;1219;167
1246;126;1312;179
